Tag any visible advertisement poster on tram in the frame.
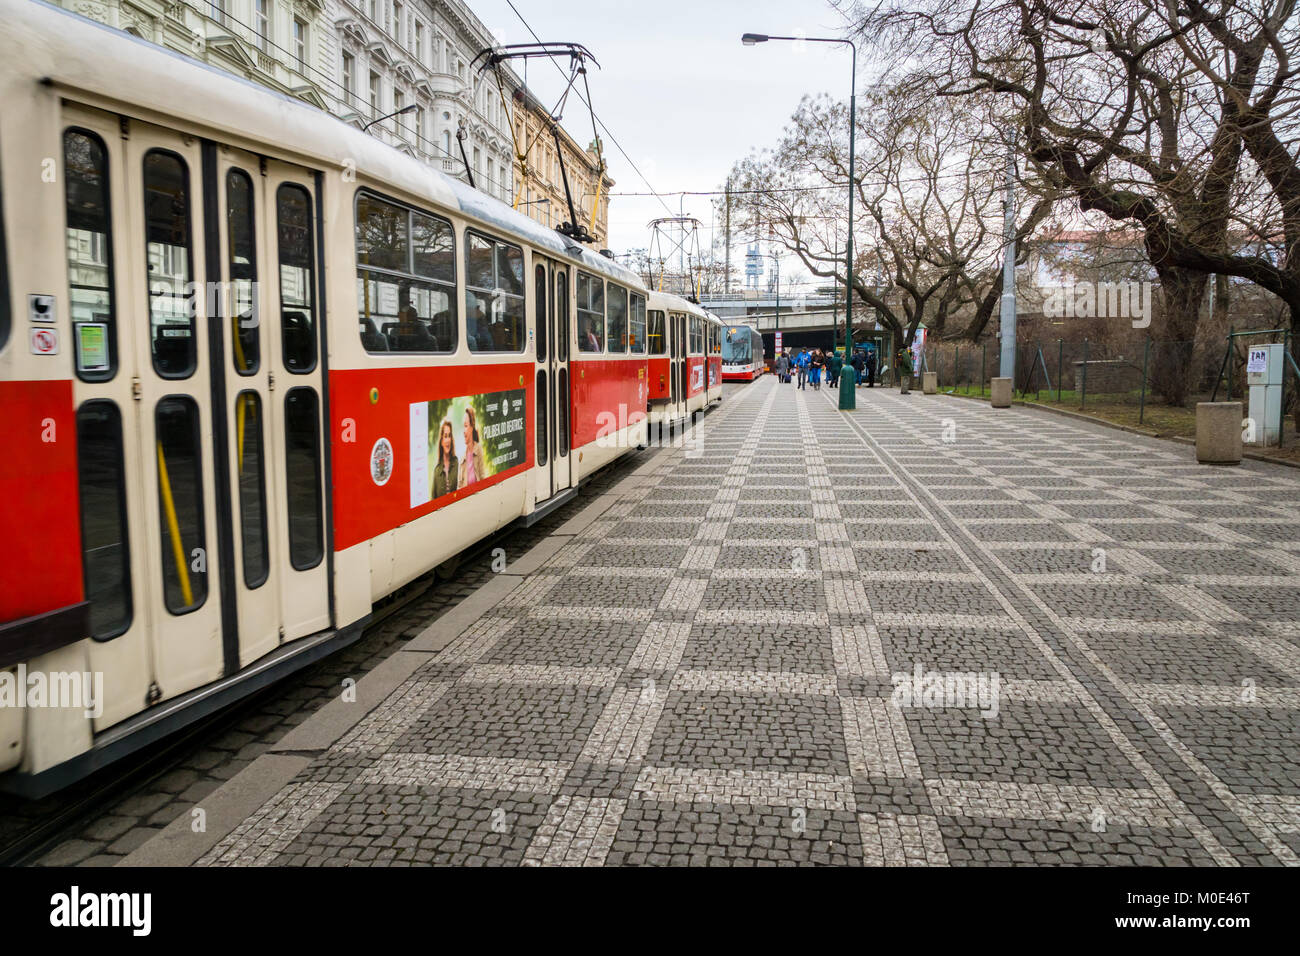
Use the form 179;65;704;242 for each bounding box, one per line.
409;388;527;509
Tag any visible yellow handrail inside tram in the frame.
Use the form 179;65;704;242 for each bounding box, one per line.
157;440;194;607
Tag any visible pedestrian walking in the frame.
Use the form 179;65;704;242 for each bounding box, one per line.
851;349;865;387
796;349;809;390
810;350;824;390
865;347;877;388
829;350;842;387
775;351;789;383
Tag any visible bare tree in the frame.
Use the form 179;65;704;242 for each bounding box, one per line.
727;87;1051;350
847;0;1293;403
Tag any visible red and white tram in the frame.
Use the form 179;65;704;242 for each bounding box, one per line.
645;291;722;432
0;0;707;794
721;323;766;382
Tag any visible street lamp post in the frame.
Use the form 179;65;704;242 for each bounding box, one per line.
743;32;857;411
360;103;418;133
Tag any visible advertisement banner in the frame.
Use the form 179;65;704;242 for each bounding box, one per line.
409;388;527;509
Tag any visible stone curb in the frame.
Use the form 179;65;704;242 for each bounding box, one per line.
118;753;312;867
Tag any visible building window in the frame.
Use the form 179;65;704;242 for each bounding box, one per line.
415;106;425;146
254;0;270;53
441;130;451;156
293;18;307;71
342;52;354;104
414;22;423;62
369;71;381;118
393;2;403;44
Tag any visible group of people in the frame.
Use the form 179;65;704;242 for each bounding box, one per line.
773;346;879;389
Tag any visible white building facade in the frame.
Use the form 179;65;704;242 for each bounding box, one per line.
329;0;517;201
56;0;519;202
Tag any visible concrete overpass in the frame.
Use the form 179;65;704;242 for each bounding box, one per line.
700;293;888;353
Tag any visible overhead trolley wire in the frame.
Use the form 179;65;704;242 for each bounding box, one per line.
502;0;675;218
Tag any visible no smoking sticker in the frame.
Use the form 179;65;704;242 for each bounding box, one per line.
30;327;59;355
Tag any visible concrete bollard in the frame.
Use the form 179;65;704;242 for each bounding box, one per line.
922;372;937;394
990;377;1012;408
1196;402;1243;465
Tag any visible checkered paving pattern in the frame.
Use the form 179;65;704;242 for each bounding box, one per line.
198;379;1300;866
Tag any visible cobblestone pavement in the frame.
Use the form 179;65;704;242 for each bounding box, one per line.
175;379;1300;864
13;444;655;866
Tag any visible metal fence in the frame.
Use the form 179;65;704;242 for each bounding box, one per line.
921;332;1297;427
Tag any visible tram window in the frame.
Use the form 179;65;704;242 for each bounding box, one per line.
227;169;259;374
64;130;117;381
143;150;195;379
412;211;454;285
648;310;666;355
606;284;628;353
576;272;604;352
465;231;524;352
558;367;570;458
535;263;547;362
689;317;703;354
284;388;324;570
355;191;456;354
356;191;409;271
234;391;269;589
76;400;132;639
556;269;569;363
535;369;548;467
277;184;316;373
155;396;207;614
629;294;647;354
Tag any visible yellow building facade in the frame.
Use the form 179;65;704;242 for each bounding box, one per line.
510;89;614;248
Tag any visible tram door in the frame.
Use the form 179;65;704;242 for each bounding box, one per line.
672;312;687;419
533;255;572;504
212;149;331;670
117;121;227;705
102;120;332;713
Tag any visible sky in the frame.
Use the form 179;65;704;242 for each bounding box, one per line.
471;0;865;292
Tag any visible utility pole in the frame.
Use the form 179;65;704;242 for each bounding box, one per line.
999;138;1017;381
724;178;732;295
